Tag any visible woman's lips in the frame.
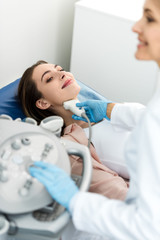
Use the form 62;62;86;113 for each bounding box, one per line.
137;42;148;48
62;79;73;89
137;38;148;48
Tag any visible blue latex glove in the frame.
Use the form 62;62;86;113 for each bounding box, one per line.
29;161;79;210
72;100;112;123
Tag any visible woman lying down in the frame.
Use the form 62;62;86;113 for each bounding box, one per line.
18;60;143;201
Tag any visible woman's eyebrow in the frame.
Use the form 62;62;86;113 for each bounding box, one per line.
144;8;152;13
41;70;51;82
41;64;58;81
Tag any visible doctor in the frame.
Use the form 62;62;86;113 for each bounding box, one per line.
29;0;160;239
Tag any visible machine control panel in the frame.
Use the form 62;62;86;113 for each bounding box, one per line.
0;118;92;239
0;127;70;214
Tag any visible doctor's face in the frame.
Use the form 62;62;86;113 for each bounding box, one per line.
132;0;160;66
32;63;80;109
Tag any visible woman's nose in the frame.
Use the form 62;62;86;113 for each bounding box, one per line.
59;72;65;80
132;19;142;34
61;74;65;79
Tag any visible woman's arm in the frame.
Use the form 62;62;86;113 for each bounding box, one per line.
62;124;128;201
70;155;128;200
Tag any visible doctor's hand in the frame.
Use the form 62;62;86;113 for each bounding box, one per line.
72;100;112;123
29;161;79;211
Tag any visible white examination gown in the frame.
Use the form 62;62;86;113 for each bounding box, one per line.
69;73;160;240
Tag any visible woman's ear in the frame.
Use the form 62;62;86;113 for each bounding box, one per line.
36;98;51;110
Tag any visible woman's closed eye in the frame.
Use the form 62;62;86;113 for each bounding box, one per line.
45;68;65;82
146;16;155;23
46;77;53;83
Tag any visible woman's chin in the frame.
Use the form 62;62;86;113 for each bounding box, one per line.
134;51;143;60
135;50;152;61
73;85;81;97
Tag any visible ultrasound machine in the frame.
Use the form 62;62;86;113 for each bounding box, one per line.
0;116;92;240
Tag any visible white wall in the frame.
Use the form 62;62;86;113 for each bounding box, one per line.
70;0;158;105
0;0;78;87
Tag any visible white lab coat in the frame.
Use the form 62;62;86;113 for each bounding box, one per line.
69;74;160;240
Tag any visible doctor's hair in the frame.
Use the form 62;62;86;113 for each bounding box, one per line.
18;60;56;124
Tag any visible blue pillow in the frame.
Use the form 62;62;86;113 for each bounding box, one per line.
0;79;106;120
77;79;107;102
0;78;26;120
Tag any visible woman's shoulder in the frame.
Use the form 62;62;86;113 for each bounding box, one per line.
62;123;89;145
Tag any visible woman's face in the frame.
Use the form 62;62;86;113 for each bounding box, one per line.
32;63;80;109
132;0;160;66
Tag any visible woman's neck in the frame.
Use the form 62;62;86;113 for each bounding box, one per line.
53;105;90;128
64;113;90;128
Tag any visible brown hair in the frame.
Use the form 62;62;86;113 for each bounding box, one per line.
18;60;55;124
